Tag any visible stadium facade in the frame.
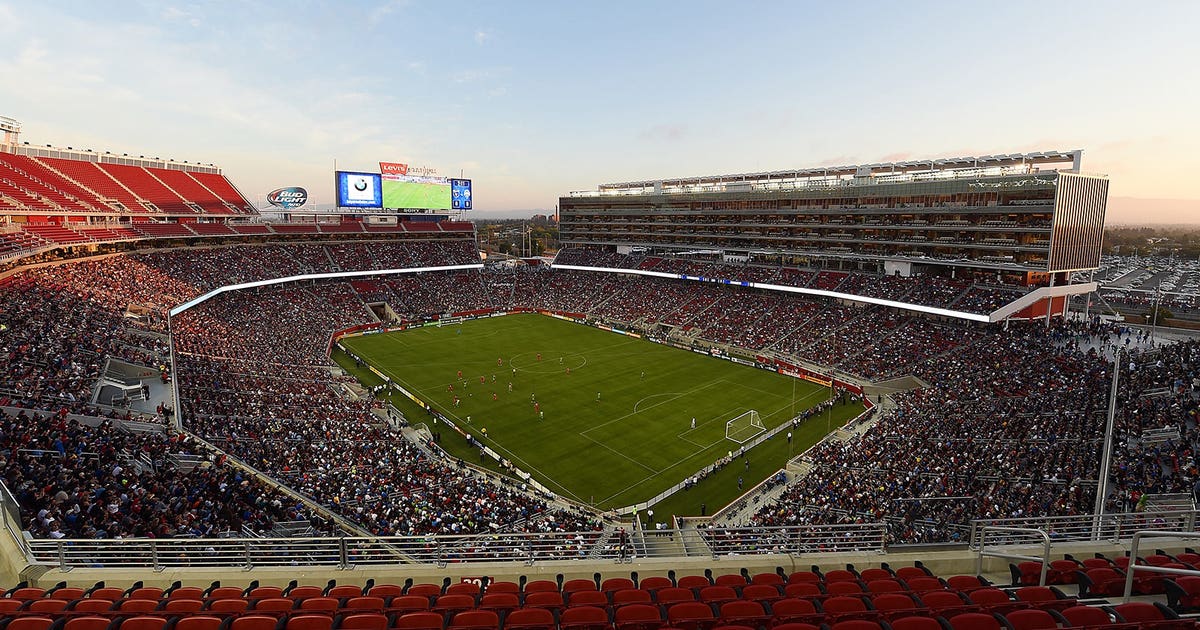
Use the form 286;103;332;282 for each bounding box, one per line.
559;151;1108;320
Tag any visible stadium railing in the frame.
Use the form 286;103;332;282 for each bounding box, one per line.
21;523;889;570
968;510;1200;548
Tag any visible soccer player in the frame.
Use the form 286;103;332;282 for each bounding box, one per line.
457;370;462;379
565;367;570;375
492;392;497;401
531;393;536;402
497;357;503;367
537;352;542;361
690;417;696;429
559;356;563;364
596;392;601;403
539;410;544;421
479;375;485;384
508;382;513;392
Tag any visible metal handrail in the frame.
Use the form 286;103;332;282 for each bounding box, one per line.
969;510;1200;548
975;526;1050;586
1122;530;1200;602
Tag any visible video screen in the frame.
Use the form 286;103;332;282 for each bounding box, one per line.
451;179;473;210
381;174;451;210
335;171;383;208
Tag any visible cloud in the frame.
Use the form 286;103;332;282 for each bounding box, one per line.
368;0;407;28
639;124;688;142
161;6;201;27
0;3;19;32
474;29;491;45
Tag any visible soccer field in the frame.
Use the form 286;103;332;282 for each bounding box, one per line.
339;313;847;511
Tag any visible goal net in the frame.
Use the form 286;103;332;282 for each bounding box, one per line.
725;410;765;444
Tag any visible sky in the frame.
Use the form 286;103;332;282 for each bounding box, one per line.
1;1;1198;223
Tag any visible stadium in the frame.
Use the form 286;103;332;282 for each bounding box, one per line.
1;103;1199;630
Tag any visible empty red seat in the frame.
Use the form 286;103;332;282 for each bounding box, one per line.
206;599;250;614
173;617;224;630
482;582;519;595
335;614;387;630
252;598;297;614
118;617;169;630
824;571;859;584
903;578;945;594
560;606;612;630
825;582;865;596
327;587;365;600
888;617;943;630
6;619;55;630
717;600;770;629
1012;586;1073;612
568;591;609;609
286;617;333;630
209;587;248;601
169;588;205;601
769;598;821;626
821;596;873;622
871;594;924;620
71;600;116;614
503;608;555;630
24;600;69;614
249;587;286;600
918;591;976;619
967;589;1019;615
564;580;598;594
615;603;665;630
741;585;782;603
787;573;822;586
1078;569;1125;598
714;575;747;589
1004;609;1058;630
389;596;432;615
678;576;711;590
750;574;784;587
88;589;127;601
407;585;443;598
523;581;558;595
829;622;884;630
667;601;718;630
782;584;822;600
858;570;893;583
287;587;326;601
613;590;653;608
603;579;637;594
1057;605;1116;627
228;616;282;630
1110;602;1189;630
62;617;113;630
447;610;499;630
477;593;519;614
365;585;403;599
656;588;697;605
432;595;474;616
639;577;673;593
895;568;932;582
445;584;479;598
297;598;339;614
159;600;204;614
866;580;905;594
342;597;386;614
523;592;565;614
7;588;49;601
698;586;738;605
771;624;820;630
49;588;87;601
944;576;990;592
944;613;1003;630
392;612;444;630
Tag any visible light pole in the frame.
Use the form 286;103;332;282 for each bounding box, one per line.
1150;289;1162;347
1093;348;1122;539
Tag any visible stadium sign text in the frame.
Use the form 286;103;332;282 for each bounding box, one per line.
266;187;308;209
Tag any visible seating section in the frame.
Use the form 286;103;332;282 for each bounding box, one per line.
0;154;254;216
0;565;1184;630
21;222;91;245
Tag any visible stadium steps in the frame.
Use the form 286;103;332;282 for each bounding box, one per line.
321;245;340;272
677;521;714;557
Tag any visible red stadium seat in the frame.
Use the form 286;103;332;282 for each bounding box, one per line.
678;576;711;590
482;582;519;595
750;574;784;587
613;590;653;608
740;585;782;603
865;580;905;594
159;600;204;614
502;609;556;630
944;613;1003;630
567;591;609;609
1003;609;1058;630
614;603;665;630
209;587;249;601
88;589;127;602
248;588;286;600
666;601;718;630
62;616;113;630
903;578;945;594
297;599;339;614
870;594;925;620
888;617;943;630
407;585;443;599
444;584;479;598
714;575;747;589
523;582;559;595
820;596;873;622
603;579;637;594
639;577;673;594
1057;605;1117;627
1012;586;1074;612
117;617;169;630
364;586;403;599
825;582;865;596
173;617;224;630
858;570;893;583
769;598;821;626
24;600;69;614
286;617;333;630
327;587;365;600
829;622;884;630
698;587;738;605
71;600;117;614
522;592;565;614
918;591;976;619
559;606;612;630
392;612;444;630
717;600;770;629
252;599;298;615
966;589;1019;615
477;593;519;615
656;588;697;606
6;619;55;630
342;597;386;614
389;596;432;615
564;580;599;595
895;568;932;582
205;599;249;614
228;616;283;630
447;611;499;630
334;614;387;630
782;584;822;600
786;573;822;586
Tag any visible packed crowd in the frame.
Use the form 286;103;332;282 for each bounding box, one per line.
1;407;312;538
5;237;1197;547
739;320;1200;544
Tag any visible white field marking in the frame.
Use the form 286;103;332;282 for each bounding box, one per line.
633;392;683;413
578;433;662;474
578;377;727;436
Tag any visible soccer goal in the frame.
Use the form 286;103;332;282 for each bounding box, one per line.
725;410;765;444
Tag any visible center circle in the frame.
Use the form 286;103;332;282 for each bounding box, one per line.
508;352;587;373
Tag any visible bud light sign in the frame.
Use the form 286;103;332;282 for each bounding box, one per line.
267;187;308;209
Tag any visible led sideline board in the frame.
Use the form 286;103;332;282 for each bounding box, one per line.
451;178;473;210
336;171;383;208
382;173;451;210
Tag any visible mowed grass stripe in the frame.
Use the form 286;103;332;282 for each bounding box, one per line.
340;313;835;510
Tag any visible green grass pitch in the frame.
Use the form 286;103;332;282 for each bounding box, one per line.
337;313;859;514
381;180;450;209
